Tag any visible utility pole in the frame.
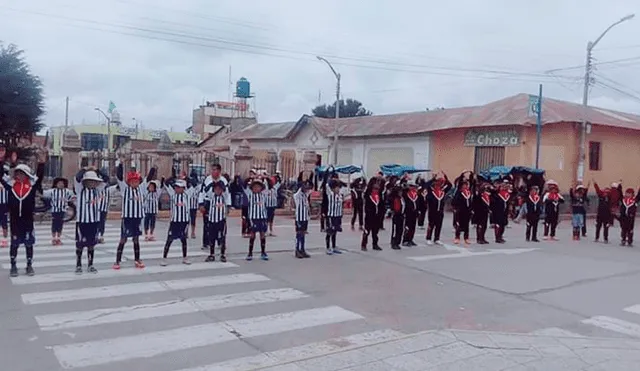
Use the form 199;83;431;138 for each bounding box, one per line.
576;14;634;182
316;56;341;165
535;84;543;169
64;96;69;129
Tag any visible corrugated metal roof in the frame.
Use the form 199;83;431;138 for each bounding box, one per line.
310;93;640;137
224;121;298;141
228;93;640;141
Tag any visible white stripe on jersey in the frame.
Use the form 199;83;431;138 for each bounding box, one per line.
246;190;267;220
264;182;280;207
0;185;7;204
170;193;190;223
45;188;72;213
294;190;309;222
326;188;343;217
144;192;159;214
98;186;114;212
207;194;227;223
186;187;200;209
76;187;101;223
121;185;145;218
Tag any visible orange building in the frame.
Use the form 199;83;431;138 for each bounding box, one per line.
309;93;640;190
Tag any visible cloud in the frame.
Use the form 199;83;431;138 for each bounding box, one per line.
1;0;640;133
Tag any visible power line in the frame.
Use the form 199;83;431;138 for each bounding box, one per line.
2;5;579;83
593;74;640;99
594;80;640;104
545;56;640;73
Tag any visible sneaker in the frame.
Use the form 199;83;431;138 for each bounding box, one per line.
296;250;305;258
332;248;342;254
435;240;443;245
144;235;150;241
260;253;269;261
25;265;34;276
464;239;471;245
220;255;227;262
99;237;105;244
182;258;191;265
0;239;7;248
135;260;145;268
87;266;98;273
246;254;253;261
453;239;460;245
426;240;434;246
205;255;215;262
9;265;18;277
391;245;401;250
373;245;382;251
112;263;121;270
75;266;83;274
326;249;333;255
149;235;156;241
302;251;310;258
160;259;168;266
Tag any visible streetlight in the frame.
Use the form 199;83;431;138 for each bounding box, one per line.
94;107;112;153
577;14;634;182
316;55;341;165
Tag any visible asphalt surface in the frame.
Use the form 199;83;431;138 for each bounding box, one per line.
2;214;640;370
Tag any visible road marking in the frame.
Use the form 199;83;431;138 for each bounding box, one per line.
176;329;405;371
1;250;108;262
10;261;237;285
407;248;539;262
623;304;640;315
582;316;640;338
36;288;308;331
530;327;584;337
2;256;117;269
21;273;269;305
52;306;364;369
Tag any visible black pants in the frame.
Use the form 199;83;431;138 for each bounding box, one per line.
595;217;610;241
544;216;558;237
116;237;140;263
455;212;470;240
494;224;506;242
76;245;95;267
391;214;404;246
403;214;417;243
202;214;210;247
98;211;108;236
351;202;363;228
51;212;65;234
208;220;226;255
361;225;380;248
320;209;327;231
452;211;458;230
526;216;539;241
417;209;426;227
9;244;33;266
581;211;587;236
144;213;156;232
426;212;444;242
620;217;635;244
241;206;249;234
163;237;188;258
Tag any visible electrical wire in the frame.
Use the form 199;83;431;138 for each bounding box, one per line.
594;80;640;104
1;5;581;83
545;56;640;73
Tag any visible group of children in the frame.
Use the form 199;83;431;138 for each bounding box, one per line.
5;151;640;278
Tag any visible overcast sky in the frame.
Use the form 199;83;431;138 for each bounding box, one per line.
2;0;640;132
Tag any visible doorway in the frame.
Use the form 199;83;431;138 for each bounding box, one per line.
474;146;505;173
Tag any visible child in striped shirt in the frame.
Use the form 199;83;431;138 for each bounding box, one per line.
74;168;108;273
97;183;116;244
265;176;280;236
114;162;155;270
160;178;191;266
322;168;345;255
242;176;269;261
294;172;313;259
0;175;7;248
201;180;228;262
143;181;159;241
187;181;200;239
42;177;74;245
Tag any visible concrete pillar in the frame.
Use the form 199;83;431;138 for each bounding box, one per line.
234;140;254;179
265;149;278;175
154;133;174;179
302;150;317;179
61;128;82;183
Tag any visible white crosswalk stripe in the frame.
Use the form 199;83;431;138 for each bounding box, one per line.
529;327;584;337
8;221;398;371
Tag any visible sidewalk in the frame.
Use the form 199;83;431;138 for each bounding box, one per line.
259;329;640;370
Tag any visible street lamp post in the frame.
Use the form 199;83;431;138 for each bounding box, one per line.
577;14;634;182
316;56;341;166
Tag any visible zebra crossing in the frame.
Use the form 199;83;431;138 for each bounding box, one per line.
6;223;405;370
531;304;640;340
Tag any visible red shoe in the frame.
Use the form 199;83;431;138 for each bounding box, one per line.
0;239;7;248
135;260;145;268
112;263;121;270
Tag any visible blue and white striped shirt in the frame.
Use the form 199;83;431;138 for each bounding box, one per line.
187;186;200;210
294;189;309;222
245;189;267;220
43;188;74;213
264;181;280;208
326;188;343;217
74;178;106;224
165;185;190;223
144;191;159;214
207;194;227;223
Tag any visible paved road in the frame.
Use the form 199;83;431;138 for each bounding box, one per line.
2;214;640;370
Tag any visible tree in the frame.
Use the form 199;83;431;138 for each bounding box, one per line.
0;43;45;160
312;98;372;118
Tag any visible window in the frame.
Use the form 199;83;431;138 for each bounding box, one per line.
589;141;601;171
80;133;107;151
474;146;505;173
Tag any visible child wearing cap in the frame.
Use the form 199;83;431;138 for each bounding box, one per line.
97;182;116;244
452;171;474;245
264;175;280;237
321;167;345;255
113;161;155;269
524;185;542;242
143;180;159;241
569;184;588;241
424;171;452;245
42;177;74;245
241;175;269;261
618;184;640;247
160;177;191;266
1;149;47;277
74;167;109;273
593;180;613;243
542;180;564;241
201;180;228;262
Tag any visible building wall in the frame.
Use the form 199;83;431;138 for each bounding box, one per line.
431;123;640;189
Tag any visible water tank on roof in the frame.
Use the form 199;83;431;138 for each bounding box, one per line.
236;77;251;98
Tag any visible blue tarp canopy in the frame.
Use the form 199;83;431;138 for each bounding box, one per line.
315;165;362;176
379;164;430;177
479;166;545;182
